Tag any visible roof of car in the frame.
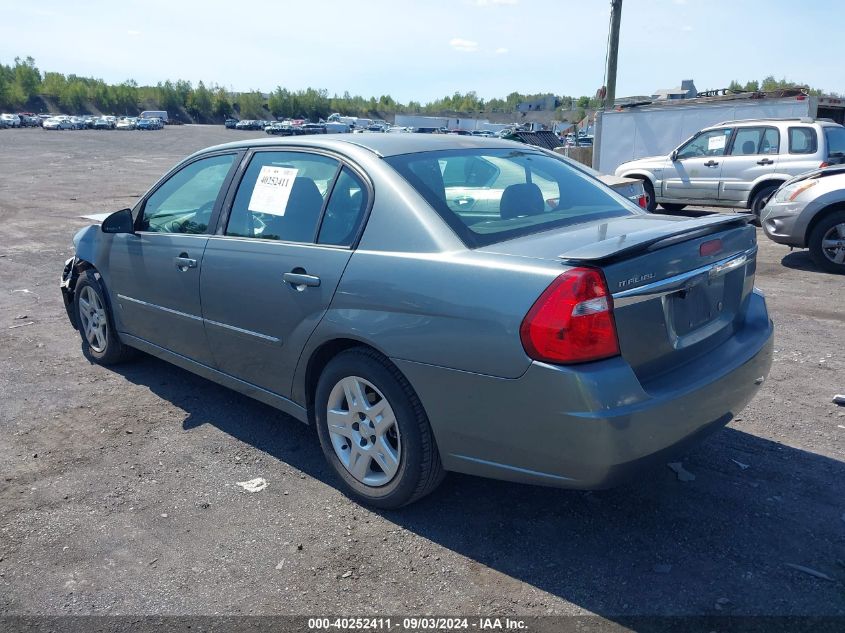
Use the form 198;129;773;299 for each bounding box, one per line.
197;133;524;159
706;117;843;128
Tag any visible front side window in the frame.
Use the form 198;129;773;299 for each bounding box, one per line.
226;151;340;242
140;154;235;233
385;149;636;247
824;127;845;162
788;127;818;154
676;128;732;159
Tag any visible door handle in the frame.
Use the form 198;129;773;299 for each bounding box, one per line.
756;158;774;165
283;272;321;288
703;160;719;167
174;254;197;271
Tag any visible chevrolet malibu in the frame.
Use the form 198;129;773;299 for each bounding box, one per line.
61;135;773;508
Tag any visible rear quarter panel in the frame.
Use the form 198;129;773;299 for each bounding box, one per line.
308;249;561;380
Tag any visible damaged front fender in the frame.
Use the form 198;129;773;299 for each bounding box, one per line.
61;224;102;331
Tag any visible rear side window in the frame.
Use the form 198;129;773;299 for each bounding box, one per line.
788;127;818;154
317;167;368;246
730;127;780;155
824;127;845;161
385;149;635;248
226;151;339;242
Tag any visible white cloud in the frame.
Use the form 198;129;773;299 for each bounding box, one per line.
474;0;518;6
495;47;509;54
450;38;479;53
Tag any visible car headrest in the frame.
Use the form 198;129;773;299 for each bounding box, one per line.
500;183;545;220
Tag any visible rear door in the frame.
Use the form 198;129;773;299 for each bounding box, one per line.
719;126;780;203
107;152;239;365
200;150;370;397
662;128;732;200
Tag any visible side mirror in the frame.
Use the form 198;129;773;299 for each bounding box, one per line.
101;208;135;234
670;150;679;162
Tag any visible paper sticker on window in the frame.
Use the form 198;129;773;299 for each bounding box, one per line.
708;135;726;151
248;166;299;216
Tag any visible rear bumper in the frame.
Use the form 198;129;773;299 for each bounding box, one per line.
395;290;773;489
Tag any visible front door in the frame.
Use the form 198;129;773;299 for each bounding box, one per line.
200;150;370;397
662;128;732;201
106;153;238;365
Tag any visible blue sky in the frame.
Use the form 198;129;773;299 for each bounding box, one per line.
2;0;841;102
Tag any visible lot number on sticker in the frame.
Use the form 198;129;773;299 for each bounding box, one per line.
248;166;299;216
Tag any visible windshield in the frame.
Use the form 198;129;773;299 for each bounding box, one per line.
385;149;639;247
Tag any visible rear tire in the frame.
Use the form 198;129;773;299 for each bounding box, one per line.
660;203;687;213
750;184;779;226
314;348;445;508
808;210;845;274
74;270;136;365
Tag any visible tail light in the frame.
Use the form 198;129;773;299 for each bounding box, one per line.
820;162;830;168
520;268;620;364
637;194;648;209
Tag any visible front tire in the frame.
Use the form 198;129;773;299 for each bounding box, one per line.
660;203;687;213
314;348;444;508
808;210;845;274
750;184;779;226
640;179;656;212
74;270;136;364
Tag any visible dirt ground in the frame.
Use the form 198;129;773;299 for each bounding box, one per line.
0;126;843;622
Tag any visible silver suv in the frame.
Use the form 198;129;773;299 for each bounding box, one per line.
762;165;845;274
616;118;845;218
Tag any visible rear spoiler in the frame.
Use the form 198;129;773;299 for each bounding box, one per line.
558;214;750;263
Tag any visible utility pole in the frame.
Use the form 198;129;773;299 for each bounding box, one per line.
604;0;623;109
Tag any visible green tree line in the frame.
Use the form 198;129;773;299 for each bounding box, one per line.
1;55;834;122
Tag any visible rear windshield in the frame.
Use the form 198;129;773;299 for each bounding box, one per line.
824;126;845;161
384;149;638;247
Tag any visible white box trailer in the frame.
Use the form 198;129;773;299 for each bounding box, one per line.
593;94;844;174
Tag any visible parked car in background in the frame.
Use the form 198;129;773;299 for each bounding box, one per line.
43;116;73;130
224;118;239;129
1;113;21;128
60;135;772;508
616;118;845;216
235;119;263;130
762;164;845;273
136;117;162;130
18;112;41;127
265;122;294;135
139;110;169;124
116;117;137;130
92;117;113;130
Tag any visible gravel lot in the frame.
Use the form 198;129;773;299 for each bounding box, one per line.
0;126;843;621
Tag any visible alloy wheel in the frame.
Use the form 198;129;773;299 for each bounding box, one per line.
821;222;845;265
326;376;401;487
77;285;108;353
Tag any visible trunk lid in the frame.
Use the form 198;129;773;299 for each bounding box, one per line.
479;213;758;383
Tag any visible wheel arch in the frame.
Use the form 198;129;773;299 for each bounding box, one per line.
617;170;655;189
298;337;397;425
748;178;786;209
805;201;845;247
